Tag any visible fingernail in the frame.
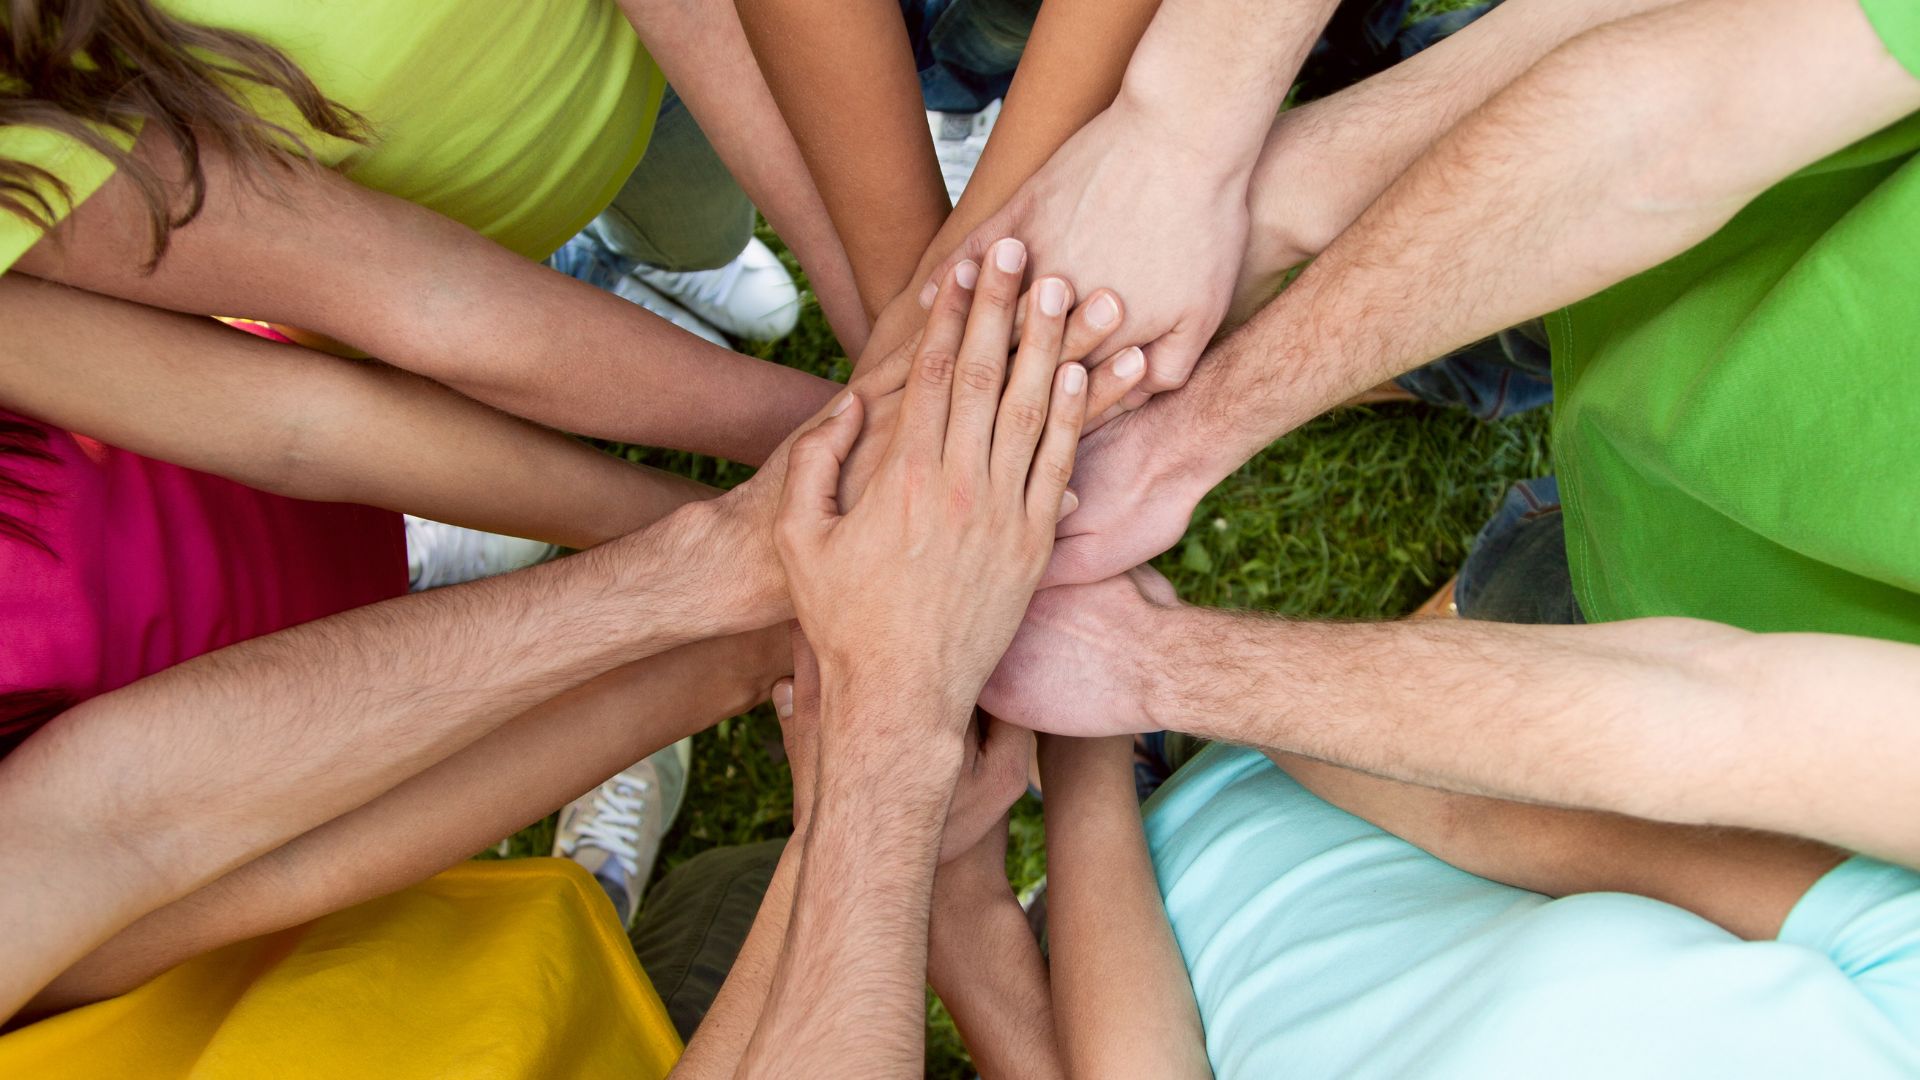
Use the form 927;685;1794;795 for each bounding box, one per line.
1113;346;1145;379
1058;489;1079;516
955;260;979;290
1037;278;1067;317
772;681;793;718
830;392;852;416
1063;364;1086;395
1088;295;1119;329
918;280;937;309
992;238;1025;273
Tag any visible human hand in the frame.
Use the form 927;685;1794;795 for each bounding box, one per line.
776;239;1100;723
940;714;1032;864
914;98;1252;414
837;282;1143;512
978;566;1181;738
772;627;823;837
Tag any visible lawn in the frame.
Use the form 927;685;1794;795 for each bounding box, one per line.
486;2;1546;1074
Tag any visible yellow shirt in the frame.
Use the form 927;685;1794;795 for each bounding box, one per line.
0;860;683;1079
0;0;665;273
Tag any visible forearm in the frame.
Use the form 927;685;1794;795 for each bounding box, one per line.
1040;734;1209;1079
735;0;949;316
0;276;710;549
29;627;789;1019
741;684;965;1076
1117;0;1336;170
926;865;1064;1080
1243;0;1684;271
0;502;771;1017
1140;608;1920;867
616;0;869;354
19;134;837;464
1167;0;1920;477
1271;753;1844;941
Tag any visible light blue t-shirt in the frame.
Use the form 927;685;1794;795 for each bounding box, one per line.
1142;745;1920;1078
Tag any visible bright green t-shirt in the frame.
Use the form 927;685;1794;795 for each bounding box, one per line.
1548;0;1920;642
0;0;665;274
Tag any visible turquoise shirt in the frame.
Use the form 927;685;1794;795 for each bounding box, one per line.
1143;745;1920;1078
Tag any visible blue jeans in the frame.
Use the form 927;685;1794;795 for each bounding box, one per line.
1395;317;1555;421
1455;475;1583;625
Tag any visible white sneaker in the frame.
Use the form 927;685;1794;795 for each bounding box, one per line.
928;98;1002;207
608;274;731;348
631;237;801;343
405;516;559;591
553;738;693;925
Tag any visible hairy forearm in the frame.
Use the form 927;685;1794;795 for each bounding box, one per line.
20;134;837;465
617;0;869;354
1167;0;1920;476
1141;607;1920;867
742;684;965;1076
1040;735;1209;1080
927;866;1063;1080
1271;753;1845;941
736;0;948;316
0;502;769;1017
0;275;710;549
1243;0;1684;272
29;628;788;1019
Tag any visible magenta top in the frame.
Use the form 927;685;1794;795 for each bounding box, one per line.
0;411;405;754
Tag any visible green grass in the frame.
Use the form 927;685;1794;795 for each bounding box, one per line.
485;3;1539;1071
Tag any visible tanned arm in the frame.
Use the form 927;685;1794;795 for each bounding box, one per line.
16;130;836;466
0;274;708;549
1041;734;1209;1079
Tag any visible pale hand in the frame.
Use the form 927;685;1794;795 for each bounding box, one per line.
917;98;1252;411
979;567;1180;738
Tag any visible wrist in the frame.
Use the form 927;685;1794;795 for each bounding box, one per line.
674;496;789;629
815;671;971;786
1110;82;1263;187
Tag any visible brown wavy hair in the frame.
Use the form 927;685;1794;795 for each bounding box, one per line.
1;0;368;266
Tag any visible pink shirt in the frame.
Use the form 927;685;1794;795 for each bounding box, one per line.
0;411;404;754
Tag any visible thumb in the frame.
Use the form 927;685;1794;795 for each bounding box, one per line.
777;392;863;549
919;216;1016;309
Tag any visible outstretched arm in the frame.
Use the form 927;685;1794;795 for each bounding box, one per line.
0;275;708;550
616;0;869;354
986;573;1920;870
1052;0;1920;585
1042;734;1210;1079
17;129;836;465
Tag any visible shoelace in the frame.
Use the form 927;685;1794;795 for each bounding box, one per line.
645;255;749;310
570;777;652;877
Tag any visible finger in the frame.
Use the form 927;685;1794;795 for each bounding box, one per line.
790;625;822;713
1138;336;1198;395
775;392;861;555
991;274;1072;490
1126;565;1181;607
918;217;1007;308
851;326;922;398
771;678;795;721
897;262;976;461
945;237;1027;467
1084;345;1146;423
1026;362;1088;521
1059;290;1124;364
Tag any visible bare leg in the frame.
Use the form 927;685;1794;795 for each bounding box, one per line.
27;627;789;1016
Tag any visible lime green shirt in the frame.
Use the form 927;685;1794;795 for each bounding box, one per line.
1549;0;1920;642
0;0;664;274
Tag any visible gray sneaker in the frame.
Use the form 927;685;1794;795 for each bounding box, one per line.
928;98;1001;206
553;738;692;925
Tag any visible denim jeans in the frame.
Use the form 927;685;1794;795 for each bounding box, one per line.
1395;317;1555;421
1455;476;1584;625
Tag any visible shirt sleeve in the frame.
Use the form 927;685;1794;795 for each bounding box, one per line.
0;122;127;275
1860;0;1920;81
1777;855;1920;1043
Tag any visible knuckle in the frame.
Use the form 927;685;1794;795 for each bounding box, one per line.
915;349;957;385
1039;457;1075;490
1001;400;1047;436
957;356;1003;392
